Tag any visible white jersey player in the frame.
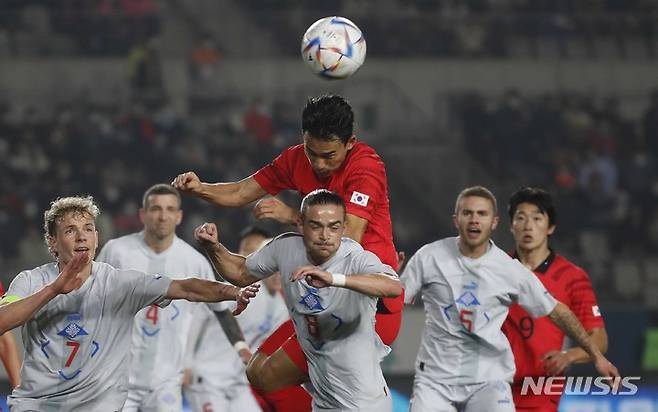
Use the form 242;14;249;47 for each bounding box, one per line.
231;227;288;352
0;196;257;412
402;186;620;412
194;189;403;412
96;184;259;412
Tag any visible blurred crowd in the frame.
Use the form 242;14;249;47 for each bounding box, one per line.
0;0;160;56
2;0;657;58
457;89;658;259
0;94;294;281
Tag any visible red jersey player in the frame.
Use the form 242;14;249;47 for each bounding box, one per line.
172;95;403;412
502;187;608;412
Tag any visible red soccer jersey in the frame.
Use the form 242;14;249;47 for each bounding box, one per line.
253;141;398;270
502;252;605;408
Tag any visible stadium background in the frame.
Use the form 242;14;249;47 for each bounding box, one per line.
1;0;657;410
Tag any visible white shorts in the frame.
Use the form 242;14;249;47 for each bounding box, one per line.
183;376;260;412
410;372;514;412
122;383;183;412
312;385;392;412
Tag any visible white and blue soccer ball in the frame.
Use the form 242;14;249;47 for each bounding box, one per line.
301;16;366;79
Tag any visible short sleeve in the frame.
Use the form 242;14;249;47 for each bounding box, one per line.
252;147;297;195
513;262;558;318
0;271;33;304
401;250;425;304
245;239;280;280
343;159;386;222
351;249;397;278
566;268;605;330
114;270;173;313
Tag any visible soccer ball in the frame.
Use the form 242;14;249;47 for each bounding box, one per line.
301;16;366;79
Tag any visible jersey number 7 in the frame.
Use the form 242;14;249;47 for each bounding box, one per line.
65;341;80;367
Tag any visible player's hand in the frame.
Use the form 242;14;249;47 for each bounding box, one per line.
233;284;260;316
397;251;407;270
237;348;253;365
291;266;333;288
541;350;573;376
194;222;219;251
51;252;89;295
172;171;203;195
594;354;620;381
253;197;300;225
182;368;193;387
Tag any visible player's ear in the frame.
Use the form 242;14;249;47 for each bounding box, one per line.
452;214;458;229
47;235;58;258
548;224;556;236
175;209;183;226
492;216;499;231
138;208;146;224
345;135;356;150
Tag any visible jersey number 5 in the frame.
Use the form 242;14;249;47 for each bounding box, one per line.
459;309;474;333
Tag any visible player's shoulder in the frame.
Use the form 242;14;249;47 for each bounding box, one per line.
345;142;385;169
102;232;142;251
551;254;590;279
172;236;207;260
416;237;456;258
14;261;58;283
270;232;303;246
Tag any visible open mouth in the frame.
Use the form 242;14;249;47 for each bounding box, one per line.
466;228;481;238
74;247;90;253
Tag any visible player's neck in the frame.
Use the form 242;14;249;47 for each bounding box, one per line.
516;245;551;271
143;232;175;254
458;238;491;259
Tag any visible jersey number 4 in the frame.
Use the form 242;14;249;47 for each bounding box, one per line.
145;305;159;325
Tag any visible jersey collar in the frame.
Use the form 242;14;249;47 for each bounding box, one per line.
512;249;556;274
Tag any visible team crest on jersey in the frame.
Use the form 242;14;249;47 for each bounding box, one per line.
350;191;369;207
57;322;88;340
299;288;324;312
456;291;480;307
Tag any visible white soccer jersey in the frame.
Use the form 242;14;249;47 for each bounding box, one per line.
402;237;558;384
97;233;225;395
5;261;172;412
226;284;289;351
246;233;397;411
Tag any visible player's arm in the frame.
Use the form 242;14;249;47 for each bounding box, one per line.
172;172;268;208
0;253;88;335
291;266;402;298
213;309;252;364
344;213;368;243
194;222;262;287
166;279;259;315
0;331;21;388
543;327;608;376
547;302;618;378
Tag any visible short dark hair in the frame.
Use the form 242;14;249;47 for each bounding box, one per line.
239;225;272;241
142;184;181;208
508;187;556;226
301;95;354;144
454;186;498;214
300;189;346;218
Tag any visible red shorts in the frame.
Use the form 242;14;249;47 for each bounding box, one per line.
257;293;404;373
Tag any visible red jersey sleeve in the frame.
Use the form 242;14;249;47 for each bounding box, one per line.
253;147;297;195
342;156;386;222
567;267;605;331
